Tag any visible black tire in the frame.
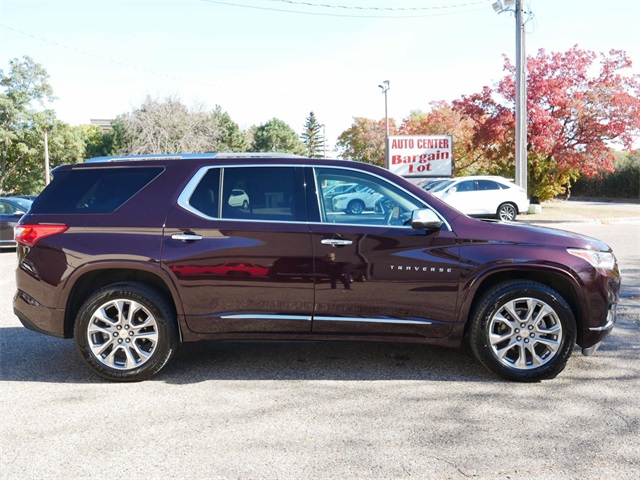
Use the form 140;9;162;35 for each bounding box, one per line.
497;202;518;221
469;280;576;382
74;282;179;382
242;200;249;209
346;199;365;215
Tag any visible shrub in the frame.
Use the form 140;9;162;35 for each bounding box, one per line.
571;151;639;199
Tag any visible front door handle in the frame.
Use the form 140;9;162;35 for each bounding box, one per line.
321;238;353;247
171;233;203;241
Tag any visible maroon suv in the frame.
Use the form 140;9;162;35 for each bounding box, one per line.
13;153;620;382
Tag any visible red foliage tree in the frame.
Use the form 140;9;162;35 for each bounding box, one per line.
454;46;640;200
398;101;487;175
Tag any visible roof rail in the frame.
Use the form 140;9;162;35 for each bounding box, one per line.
85;152;307;163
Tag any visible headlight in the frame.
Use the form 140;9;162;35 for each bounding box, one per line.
568;248;616;270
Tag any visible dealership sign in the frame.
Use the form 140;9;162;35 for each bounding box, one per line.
388;135;452;177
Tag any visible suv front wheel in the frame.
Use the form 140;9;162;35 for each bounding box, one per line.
74;282;179;382
469;280;576;382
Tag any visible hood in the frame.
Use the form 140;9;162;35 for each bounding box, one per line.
451;217;612;252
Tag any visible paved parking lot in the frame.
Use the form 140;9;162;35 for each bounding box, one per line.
1;222;638;479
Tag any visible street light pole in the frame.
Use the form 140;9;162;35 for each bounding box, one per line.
44;127;51;185
322;124;327;158
378;80;390;168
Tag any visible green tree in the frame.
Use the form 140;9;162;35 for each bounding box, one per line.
251;118;306;155
82;124;116;159
1;56;84;194
300;111;325;158
211;105;249;152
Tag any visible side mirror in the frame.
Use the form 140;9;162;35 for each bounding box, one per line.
14;210;25;217
411;209;442;230
448;186;457;194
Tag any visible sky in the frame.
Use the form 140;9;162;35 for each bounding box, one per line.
1;0;639;156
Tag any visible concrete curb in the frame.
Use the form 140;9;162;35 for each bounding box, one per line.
519;216;640;225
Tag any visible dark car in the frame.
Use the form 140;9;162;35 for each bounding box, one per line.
13;153;620;382
0;197;32;248
13;194;39;201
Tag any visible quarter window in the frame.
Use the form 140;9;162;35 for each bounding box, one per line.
189;168;220;217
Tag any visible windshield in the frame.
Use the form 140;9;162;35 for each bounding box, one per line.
11;198;33;210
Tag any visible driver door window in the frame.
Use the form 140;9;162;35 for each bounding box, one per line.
314;168;423;227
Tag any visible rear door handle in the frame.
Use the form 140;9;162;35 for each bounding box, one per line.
321;239;353;247
171;233;203;241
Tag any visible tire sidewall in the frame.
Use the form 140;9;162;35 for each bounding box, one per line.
470;281;576;382
74;283;178;382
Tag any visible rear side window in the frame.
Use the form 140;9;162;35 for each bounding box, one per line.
222;167;299;222
31;167;163;214
455;180;475;192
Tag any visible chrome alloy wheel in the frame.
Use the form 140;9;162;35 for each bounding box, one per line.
488;297;563;370
87;299;160;370
498;203;517;221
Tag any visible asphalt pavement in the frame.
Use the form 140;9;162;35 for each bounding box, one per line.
1;210;638;480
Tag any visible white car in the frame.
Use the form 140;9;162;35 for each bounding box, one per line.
332;186;383;215
429;176;529;221
227;189;250;209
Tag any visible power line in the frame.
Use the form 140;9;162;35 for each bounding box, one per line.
0;23;236;93
268;0;487;12
200;0;487;18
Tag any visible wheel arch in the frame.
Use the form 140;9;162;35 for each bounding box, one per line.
461;267;584;342
61;264;182;339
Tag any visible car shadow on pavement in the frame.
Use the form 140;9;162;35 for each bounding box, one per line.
2;324;637;384
0;325;496;383
163;340;494;384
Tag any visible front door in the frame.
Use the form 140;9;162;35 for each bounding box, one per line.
310;167;460;338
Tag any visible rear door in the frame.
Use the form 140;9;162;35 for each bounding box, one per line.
163;165;314;335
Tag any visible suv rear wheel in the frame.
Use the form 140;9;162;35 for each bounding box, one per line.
469;280;576;382
74;282;178;382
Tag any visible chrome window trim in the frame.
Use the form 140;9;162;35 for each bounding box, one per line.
313;316;432;325
178;164;300;222
177;164;451;231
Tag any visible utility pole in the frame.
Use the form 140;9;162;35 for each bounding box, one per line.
378;80;390;168
514;0;527;194
493;0;528;195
